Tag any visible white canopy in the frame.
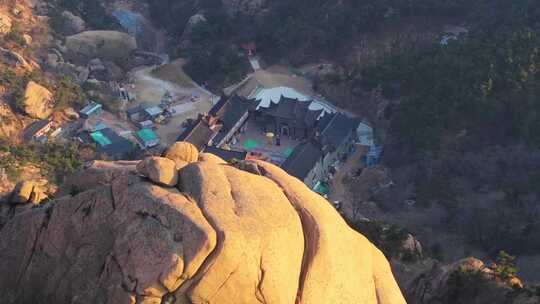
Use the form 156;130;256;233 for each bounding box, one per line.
253;86;335;116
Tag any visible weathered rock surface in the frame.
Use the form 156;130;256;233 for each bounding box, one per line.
0;102;23;141
249;160;406;304
0;150;406;304
164;142;199;169
23;81;54;119
10;181;47;205
0;12;12;35
403;257;538;304
102;60;124;80
0;47;32;70
197;152;227;165
65;31;137;62
137;156;178;187
22;34;32;45
55;62;81;80
402;233;423;259
180;14;207;48
187;14;207;32
60;10;86;35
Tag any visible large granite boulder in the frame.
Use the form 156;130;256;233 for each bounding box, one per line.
0;151;406;304
65;31;137;62
164;141;199;169
137;156;178;187
22;81;54;119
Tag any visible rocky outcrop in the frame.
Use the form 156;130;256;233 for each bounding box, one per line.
0;102;23;141
404;257;538;304
402;233;423;260
22;81;54;119
45;48;64;68
102;60;124;80
87;58;124;81
65;31;137;63
55;62;83;82
185;14;207;33
180;14;207;48
0;144;406;304
164;142;199;169
60;10;86;35
10;181;47;205
137;156;178;187
22;34;32;45
0;12;12;35
0;47;32;70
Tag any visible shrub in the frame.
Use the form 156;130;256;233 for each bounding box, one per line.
493;251;518;280
0;140;86;183
348;220;408;258
6;23;27;47
444;266;491;302
0;68;19;86
54;76;86;109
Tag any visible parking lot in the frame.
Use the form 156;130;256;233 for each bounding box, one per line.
125;61;217;146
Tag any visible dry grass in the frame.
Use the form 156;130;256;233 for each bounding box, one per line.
150;58;195;88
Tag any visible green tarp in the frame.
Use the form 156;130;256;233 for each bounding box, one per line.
137;128;158;143
90;131;112;146
243;139;258;150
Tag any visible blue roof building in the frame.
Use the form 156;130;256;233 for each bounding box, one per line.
366;145;382;167
80;102;103;118
144;106;163;118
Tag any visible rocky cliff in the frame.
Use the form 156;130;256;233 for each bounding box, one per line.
0;143;406;304
396;257;540;304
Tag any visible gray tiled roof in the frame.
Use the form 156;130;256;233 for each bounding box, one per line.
177;120;219;151
281;141;323;180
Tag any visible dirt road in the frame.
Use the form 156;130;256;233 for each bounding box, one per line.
129;67;195;103
126;60;217;146
252;66;316;96
329;146;368;214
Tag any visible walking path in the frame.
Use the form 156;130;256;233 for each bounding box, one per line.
329;147;367;204
249;57;261;71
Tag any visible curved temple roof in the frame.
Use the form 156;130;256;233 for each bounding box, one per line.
253;86;335;116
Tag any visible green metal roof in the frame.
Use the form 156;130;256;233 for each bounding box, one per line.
90;131;112;146
313;181;330;195
137;128;158;142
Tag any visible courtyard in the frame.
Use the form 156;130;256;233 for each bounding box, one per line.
230;118;300;165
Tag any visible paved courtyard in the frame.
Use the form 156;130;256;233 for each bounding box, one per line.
230;118;300;165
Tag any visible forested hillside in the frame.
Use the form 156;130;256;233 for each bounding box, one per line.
148;0;471;84
359;0;540;257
